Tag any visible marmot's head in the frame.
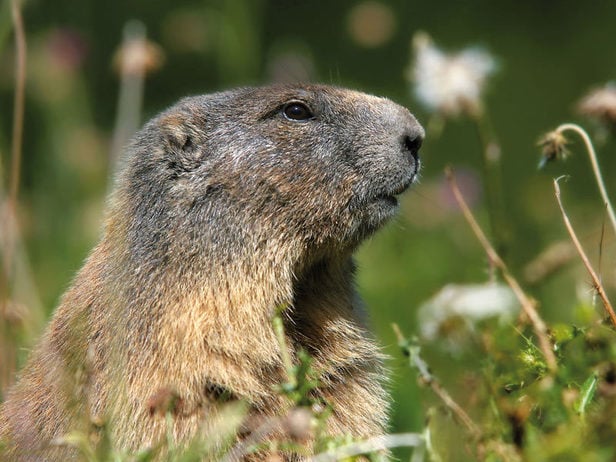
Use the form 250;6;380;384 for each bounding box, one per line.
111;85;423;269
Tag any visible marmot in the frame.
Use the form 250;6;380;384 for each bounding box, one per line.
0;84;423;460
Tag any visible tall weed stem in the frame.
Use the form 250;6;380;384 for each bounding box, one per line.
556;123;616;235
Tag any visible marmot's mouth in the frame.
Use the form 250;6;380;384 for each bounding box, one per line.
374;175;416;206
391;179;413;196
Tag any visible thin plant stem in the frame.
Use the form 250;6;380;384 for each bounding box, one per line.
1;0;27;395
556;123;616;235
445;166;558;373
220;414;282;462
471;109;509;261
553;177;616;327
392;324;482;440
9;0;25;214
110;20;147;180
3;0;27;302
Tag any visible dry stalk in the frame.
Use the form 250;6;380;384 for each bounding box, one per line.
392;324;482;440
1;0;27;394
110;21;163;178
8;0;26;213
445;166;557;373
220;414;282;462
555;123;616;236
3;0;27;298
553;177;616;327
110;21;147;175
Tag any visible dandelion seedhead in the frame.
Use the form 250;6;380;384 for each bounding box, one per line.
537;130;569;169
409;32;496;117
577;82;616;130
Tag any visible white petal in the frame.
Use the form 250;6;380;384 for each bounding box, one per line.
418;282;519;340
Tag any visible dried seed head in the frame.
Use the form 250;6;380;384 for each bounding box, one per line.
538;130;569;169
577;83;616;130
347;1;396;48
113;21;164;77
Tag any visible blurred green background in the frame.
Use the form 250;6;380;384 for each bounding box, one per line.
1;0;616;454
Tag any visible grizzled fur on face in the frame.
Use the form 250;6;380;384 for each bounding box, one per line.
0;84;423;461
117;85;423;270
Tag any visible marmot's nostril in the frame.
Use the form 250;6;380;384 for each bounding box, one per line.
403;134;423;163
404;135;422;154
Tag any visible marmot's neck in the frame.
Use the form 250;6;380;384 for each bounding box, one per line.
288;258;378;370
101;221;375;404
106;232;298;350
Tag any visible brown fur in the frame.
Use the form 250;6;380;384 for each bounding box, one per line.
0;84;423;460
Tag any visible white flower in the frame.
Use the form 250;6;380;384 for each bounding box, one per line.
410;32;496;117
418;282;519;346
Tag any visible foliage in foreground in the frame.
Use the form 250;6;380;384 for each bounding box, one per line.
397;307;616;461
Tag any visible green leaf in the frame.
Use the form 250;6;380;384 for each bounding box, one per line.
574;371;598;415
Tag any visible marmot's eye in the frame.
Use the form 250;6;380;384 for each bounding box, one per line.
282;102;314;121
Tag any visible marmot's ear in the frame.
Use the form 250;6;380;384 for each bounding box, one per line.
158;111;209;172
158;112;198;156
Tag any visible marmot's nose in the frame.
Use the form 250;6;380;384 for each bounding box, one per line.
393;107;424;168
402;133;423;167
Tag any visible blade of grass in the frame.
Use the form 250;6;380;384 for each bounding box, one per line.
574;371;598;416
